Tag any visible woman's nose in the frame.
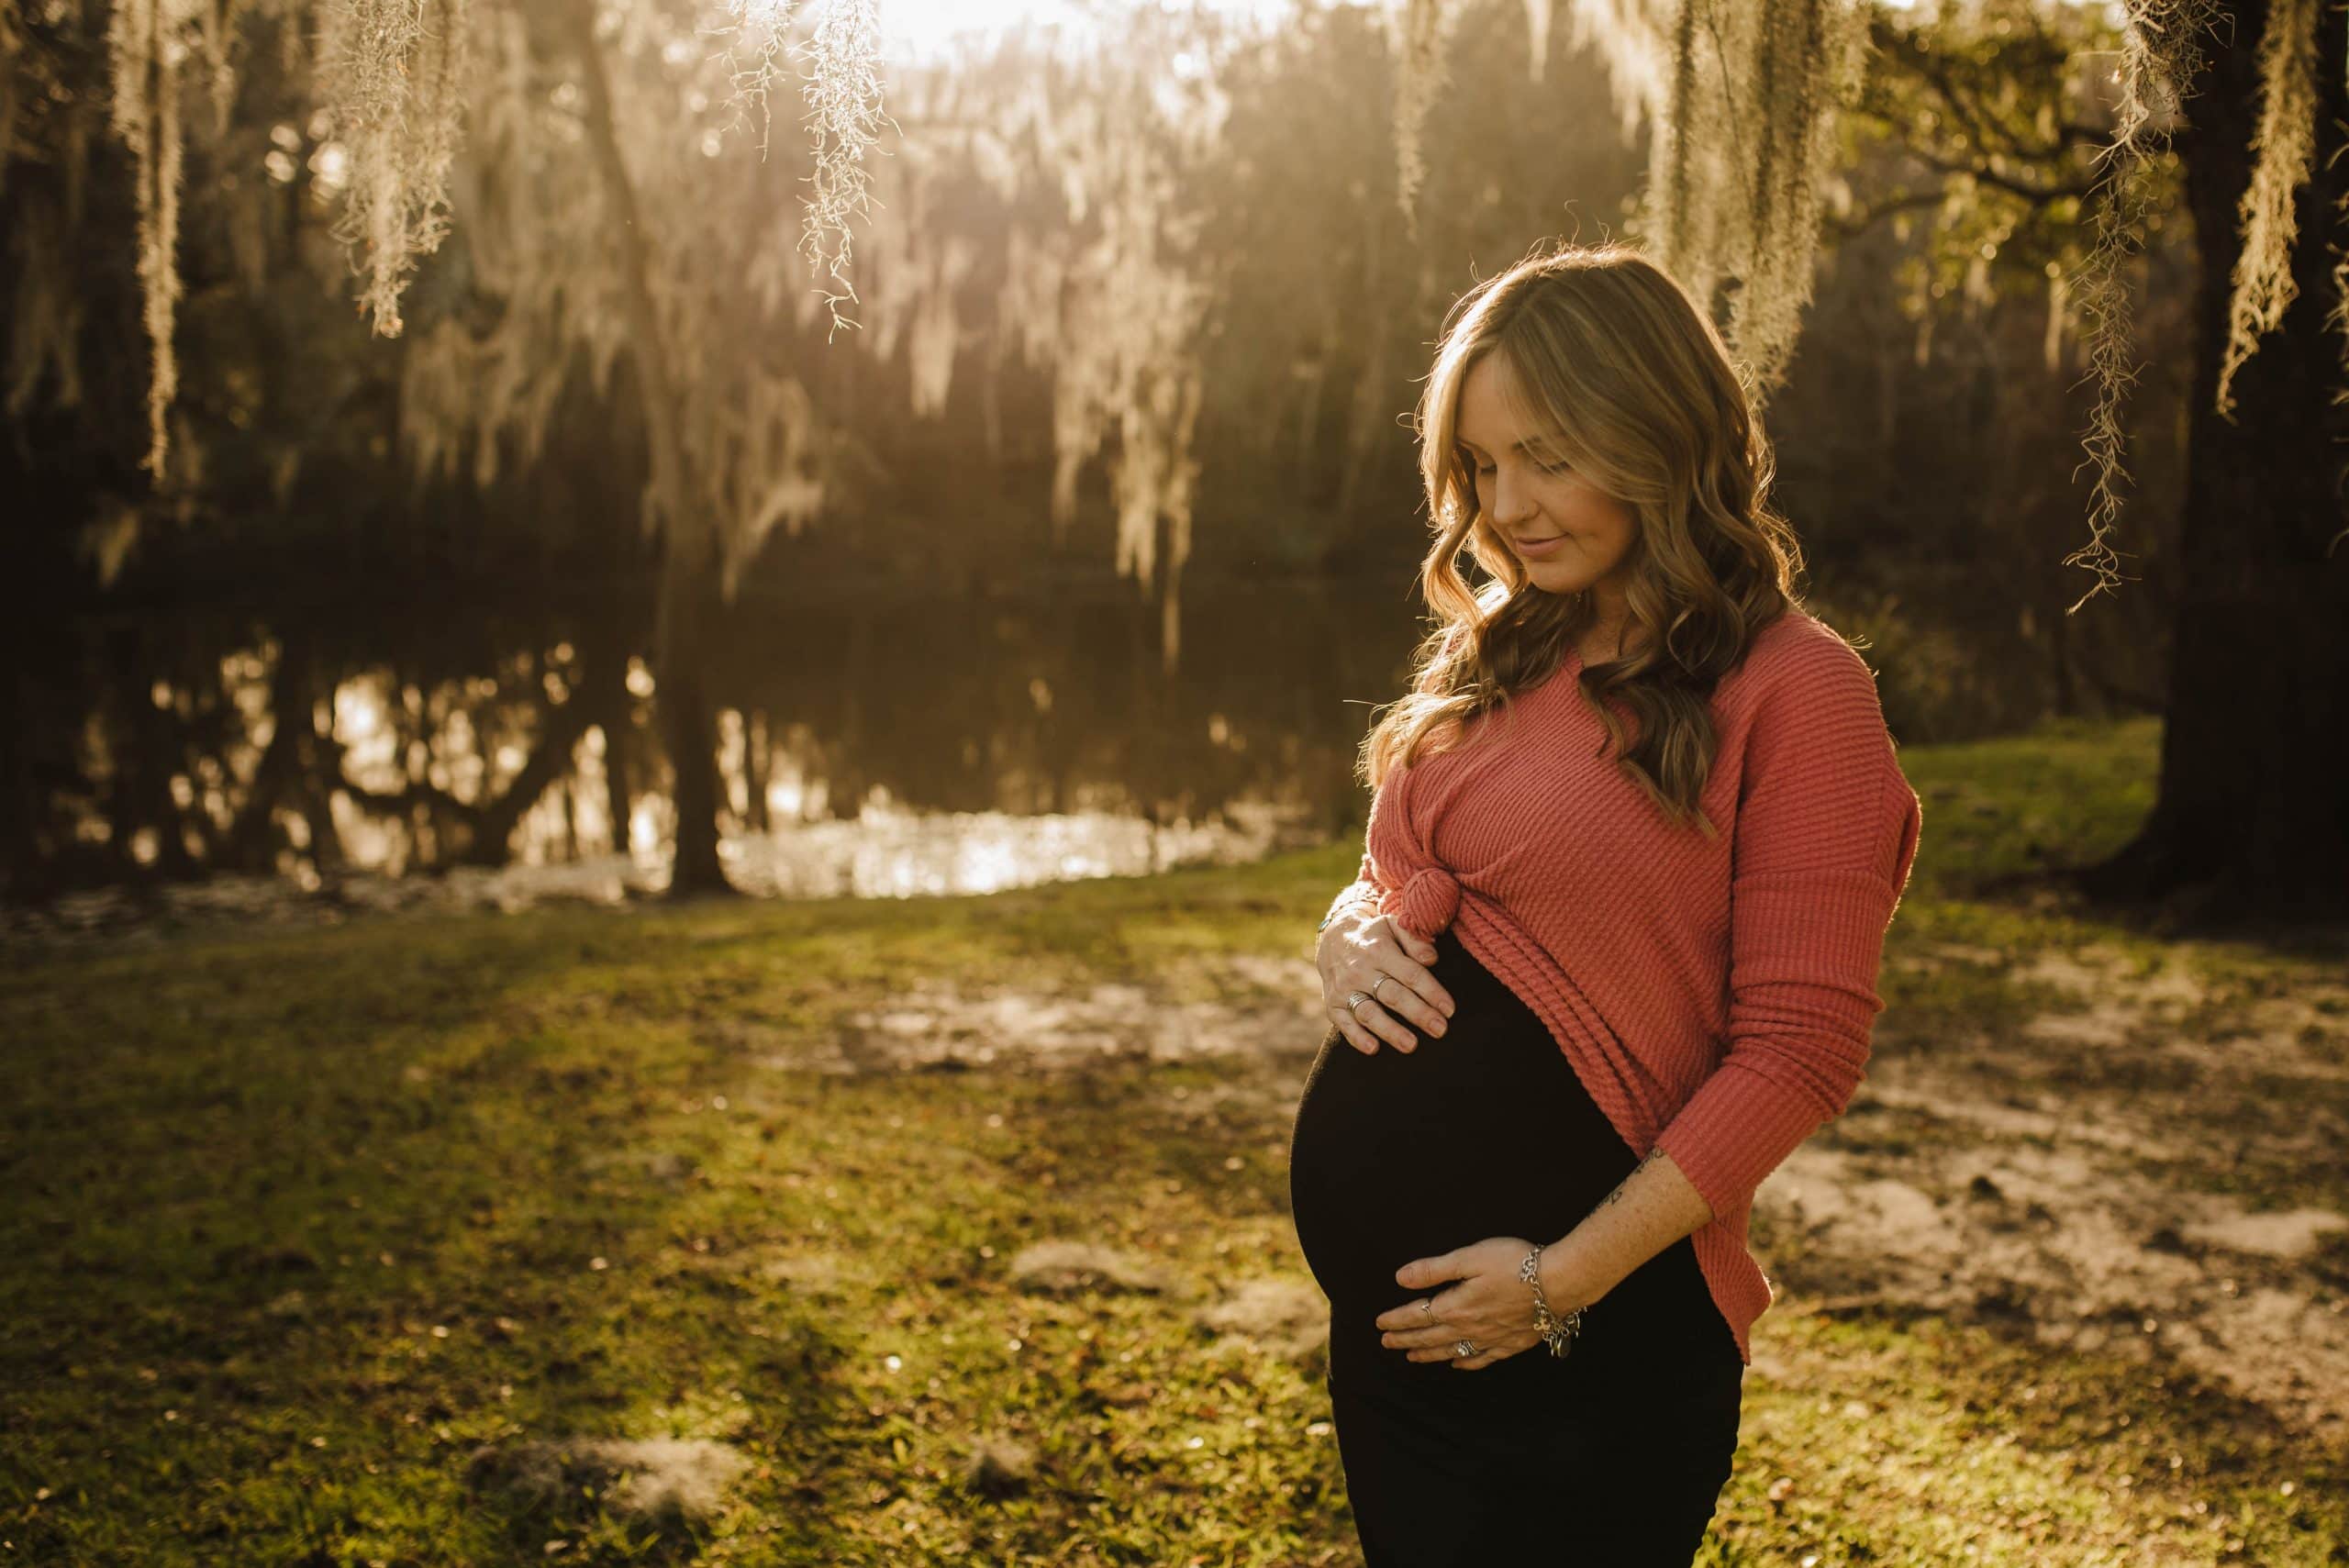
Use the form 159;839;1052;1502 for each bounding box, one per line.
1490;472;1538;525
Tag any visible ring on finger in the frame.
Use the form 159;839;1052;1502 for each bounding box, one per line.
1371;973;1395;1006
1345;990;1374;1019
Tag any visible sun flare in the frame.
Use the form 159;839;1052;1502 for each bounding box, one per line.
877;0;1296;59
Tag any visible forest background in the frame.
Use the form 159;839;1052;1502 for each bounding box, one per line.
1;0;2243;917
8;0;2349;1562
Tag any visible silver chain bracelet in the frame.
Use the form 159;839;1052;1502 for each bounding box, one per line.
1521;1241;1585;1358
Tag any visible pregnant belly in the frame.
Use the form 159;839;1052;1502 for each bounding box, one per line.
1286;929;1632;1314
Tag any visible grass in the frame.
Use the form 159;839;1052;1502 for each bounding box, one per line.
1897;715;2162;904
1;712;2343;1565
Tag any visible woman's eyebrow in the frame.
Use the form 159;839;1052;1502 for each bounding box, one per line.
1457;435;1561;456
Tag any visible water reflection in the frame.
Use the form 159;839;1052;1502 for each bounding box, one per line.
13;582;1428;939
720;793;1319;898
4;800;1324;949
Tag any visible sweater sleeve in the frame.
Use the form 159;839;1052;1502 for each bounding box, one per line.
1652;630;1924;1224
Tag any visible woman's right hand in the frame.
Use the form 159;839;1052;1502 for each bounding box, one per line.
1317;899;1458;1055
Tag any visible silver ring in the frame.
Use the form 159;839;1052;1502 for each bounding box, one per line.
1371;973;1394;1005
1419;1299;1433;1315
1345;990;1373;1018
1454;1338;1477;1358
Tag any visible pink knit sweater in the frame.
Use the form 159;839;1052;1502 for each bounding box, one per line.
1354;607;1923;1366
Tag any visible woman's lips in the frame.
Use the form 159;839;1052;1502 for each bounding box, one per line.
1513;533;1566;556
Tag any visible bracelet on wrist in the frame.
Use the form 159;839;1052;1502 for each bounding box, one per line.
1522;1241;1585;1359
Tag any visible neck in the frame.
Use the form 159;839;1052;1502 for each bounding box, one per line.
1581;592;1634;659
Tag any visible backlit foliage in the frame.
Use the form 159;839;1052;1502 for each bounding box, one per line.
1033;57;1216;651
69;0;2349;614
1488;0;2302;606
2212;0;2316;418
1416;0;1871;412
316;0;471;338
396;0;834;600
2061;0;2217;603
1387;0;1450;236
91;0;889;473
795;0;891;337
1660;0;1871;405
835;17;1231;661
712;0;799;154
106;0;202;474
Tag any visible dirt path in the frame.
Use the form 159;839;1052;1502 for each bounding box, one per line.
1777;939;2349;1442
795;941;2349;1444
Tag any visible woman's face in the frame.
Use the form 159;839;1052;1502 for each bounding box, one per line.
1453;353;1640;610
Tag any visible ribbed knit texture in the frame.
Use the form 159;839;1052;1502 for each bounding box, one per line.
1354;608;1923;1366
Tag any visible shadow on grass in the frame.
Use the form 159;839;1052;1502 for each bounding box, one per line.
0;904;870;1563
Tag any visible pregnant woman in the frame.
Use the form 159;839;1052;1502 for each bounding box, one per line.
1286;240;1924;1566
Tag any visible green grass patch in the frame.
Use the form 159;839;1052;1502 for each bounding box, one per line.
1897;714;2162;901
4;713;2343;1564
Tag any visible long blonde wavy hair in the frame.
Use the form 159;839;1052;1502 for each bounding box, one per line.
1358;240;1807;833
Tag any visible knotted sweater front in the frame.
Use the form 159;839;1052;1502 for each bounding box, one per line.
1353;607;1923;1366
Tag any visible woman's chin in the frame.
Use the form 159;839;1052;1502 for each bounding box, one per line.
1526;562;1597;594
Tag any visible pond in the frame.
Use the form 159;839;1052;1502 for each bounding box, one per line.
8;576;1429;944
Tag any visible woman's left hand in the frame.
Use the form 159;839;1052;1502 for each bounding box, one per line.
1376;1236;1593;1370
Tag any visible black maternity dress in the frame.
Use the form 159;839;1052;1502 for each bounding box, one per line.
1288;923;1746;1567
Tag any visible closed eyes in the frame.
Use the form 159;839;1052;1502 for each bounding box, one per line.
1463;449;1570;477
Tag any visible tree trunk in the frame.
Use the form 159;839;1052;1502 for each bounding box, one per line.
217;627;311;875
744;707;770;834
586;630;634;855
0;606;32;898
453;691;593;866
117;622;206;879
655;559;729;892
2079;0;2349;923
568;0;731;896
